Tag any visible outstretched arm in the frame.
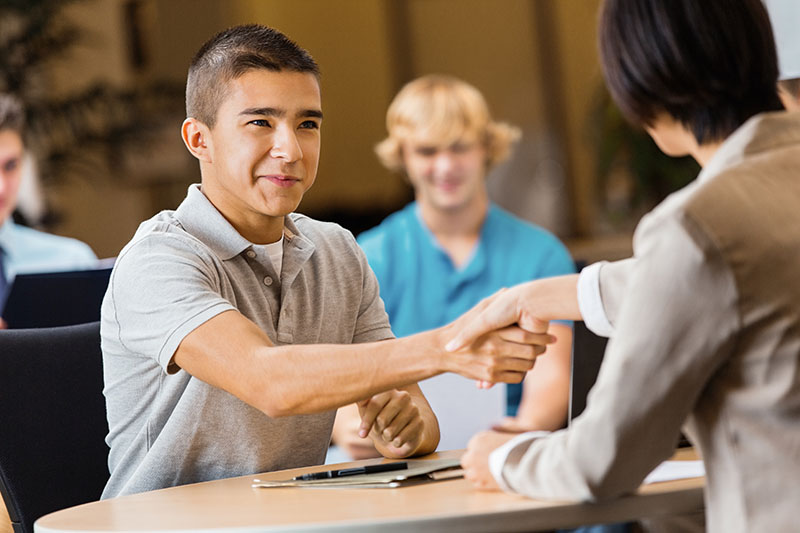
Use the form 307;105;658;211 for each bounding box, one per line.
446;274;581;354
174;306;553;419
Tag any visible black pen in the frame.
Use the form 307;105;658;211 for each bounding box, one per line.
293;461;408;481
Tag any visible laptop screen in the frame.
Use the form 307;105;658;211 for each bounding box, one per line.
0;267;112;328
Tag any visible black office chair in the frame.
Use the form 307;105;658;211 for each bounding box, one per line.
568;320;608;422
0;321;109;533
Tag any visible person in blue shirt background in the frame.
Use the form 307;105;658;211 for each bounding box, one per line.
0;94;97;328
331;75;574;459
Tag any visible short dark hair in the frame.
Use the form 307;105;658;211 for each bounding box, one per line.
598;0;784;144
0;93;25;142
186;24;320;127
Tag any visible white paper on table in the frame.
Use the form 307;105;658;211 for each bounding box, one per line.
419;373;506;451
644;460;705;484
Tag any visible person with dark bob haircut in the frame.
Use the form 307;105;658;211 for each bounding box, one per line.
455;1;800;531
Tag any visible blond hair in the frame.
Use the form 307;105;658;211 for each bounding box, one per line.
375;75;521;173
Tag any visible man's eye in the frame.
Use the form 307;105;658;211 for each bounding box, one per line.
415;148;437;157
249;119;271;127
3;159;19;173
299;120;319;130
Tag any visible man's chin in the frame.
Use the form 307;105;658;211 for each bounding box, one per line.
432;197;470;213
262;201;303;218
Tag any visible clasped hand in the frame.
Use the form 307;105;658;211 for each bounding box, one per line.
357;389;427;458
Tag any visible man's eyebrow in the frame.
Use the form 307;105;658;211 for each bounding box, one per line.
299;109;323;120
238;108;323;120
239;107;284;117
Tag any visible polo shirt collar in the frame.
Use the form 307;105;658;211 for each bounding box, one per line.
174;184;316;263
174;184;258;261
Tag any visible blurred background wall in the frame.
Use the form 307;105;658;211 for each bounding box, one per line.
3;0;674;263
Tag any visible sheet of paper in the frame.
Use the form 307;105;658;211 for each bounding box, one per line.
418;373;506;451
644;460;705;484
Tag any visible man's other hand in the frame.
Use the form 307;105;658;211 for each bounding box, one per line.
358;389;426;458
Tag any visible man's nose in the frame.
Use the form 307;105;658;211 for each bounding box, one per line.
269;125;302;162
432;152;456;175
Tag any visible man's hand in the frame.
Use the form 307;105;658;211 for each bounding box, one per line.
446;284;550;354
358;389;433;458
445;275;581;359
461;430;518;491
330;404;382;460
440;316;555;384
0;317;6;330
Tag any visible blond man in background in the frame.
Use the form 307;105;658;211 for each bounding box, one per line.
332;75;574;459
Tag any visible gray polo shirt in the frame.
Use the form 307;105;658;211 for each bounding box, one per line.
101;184;393;498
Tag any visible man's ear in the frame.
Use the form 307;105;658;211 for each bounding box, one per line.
181;117;212;162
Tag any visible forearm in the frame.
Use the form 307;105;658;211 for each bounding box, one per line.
513;324;572;431
177;307;542;418
176;310;446;417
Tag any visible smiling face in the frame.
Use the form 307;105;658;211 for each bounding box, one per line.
401;130;488;214
184;69;322;243
0;129;24;225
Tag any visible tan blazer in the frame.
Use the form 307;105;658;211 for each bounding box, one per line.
497;112;800;533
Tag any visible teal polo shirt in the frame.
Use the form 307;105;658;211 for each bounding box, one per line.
358;202;575;415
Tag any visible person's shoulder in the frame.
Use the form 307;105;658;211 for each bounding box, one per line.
118;209;214;264
11;224;96;263
357;203;417;248
488;205;567;249
11;224;86;249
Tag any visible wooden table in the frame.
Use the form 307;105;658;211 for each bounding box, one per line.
35;450;704;533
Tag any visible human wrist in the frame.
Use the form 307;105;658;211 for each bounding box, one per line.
524;274;580;322
429;325;457;375
397;328;447;379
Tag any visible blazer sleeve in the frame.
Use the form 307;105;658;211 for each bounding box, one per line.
493;210;738;501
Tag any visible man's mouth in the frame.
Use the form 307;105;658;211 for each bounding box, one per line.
435;179;462;192
262;175;300;188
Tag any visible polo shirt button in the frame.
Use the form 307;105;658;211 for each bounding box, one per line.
263;276;273;286
247;250;256;258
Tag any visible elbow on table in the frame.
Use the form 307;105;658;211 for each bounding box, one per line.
580;474;638;504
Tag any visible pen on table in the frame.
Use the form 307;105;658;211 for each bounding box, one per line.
292;461;408;481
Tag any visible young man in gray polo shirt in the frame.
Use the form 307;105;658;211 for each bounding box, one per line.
100;24;549;498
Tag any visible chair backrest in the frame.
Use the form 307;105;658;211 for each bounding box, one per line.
568;320;608;422
0;322;108;533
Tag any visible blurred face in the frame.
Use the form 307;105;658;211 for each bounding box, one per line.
197;69;322;239
0;129;24;224
401;131;487;213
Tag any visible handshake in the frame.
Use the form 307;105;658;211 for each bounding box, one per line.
342;280;567;459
